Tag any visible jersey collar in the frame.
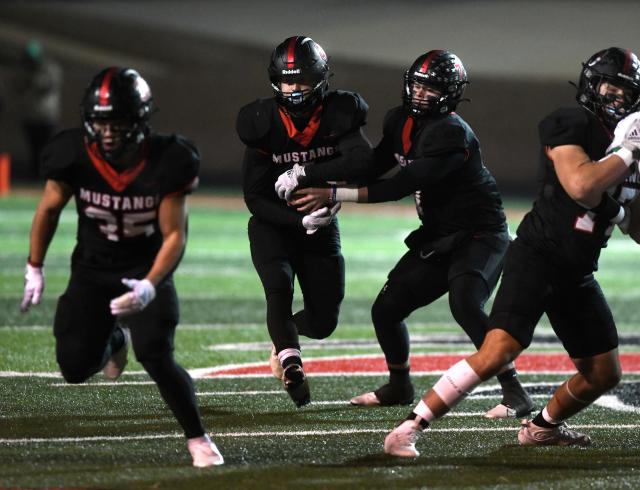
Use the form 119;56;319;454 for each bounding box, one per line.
84;140;147;193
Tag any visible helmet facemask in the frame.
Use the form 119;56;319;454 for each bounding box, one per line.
270;75;328;115
591;75;640;126
404;75;448;116
83;115;148;161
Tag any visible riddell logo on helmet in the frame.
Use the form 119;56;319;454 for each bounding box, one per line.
282;68;301;75
93;105;113;111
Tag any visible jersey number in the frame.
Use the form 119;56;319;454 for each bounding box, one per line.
84;206;156;241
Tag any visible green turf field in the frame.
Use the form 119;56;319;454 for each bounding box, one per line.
1;191;639;489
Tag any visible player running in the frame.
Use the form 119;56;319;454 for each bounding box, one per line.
20;67;223;467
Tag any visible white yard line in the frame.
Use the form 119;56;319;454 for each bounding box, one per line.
2;424;640;445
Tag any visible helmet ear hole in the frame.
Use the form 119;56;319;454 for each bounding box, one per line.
268;36;330;114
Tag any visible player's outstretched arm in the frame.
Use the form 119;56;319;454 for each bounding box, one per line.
21;179;73;313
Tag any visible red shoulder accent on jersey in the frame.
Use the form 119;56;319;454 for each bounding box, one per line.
401;115;414;155
278;105;323;147
85;141;147;193
164;176;200;198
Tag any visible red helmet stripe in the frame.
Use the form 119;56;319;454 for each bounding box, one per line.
623;49;632;74
98;68;116;106
419;50;441;73
287;37;300;67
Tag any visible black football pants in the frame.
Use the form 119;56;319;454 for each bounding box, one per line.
248;217;345;353
54;265;205;439
371;232;508;366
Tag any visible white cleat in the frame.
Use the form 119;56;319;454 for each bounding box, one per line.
188;435;225;467
517;419;591;447
384;419;422;457
350;392;381;406
102;327;130;381
269;344;283;380
484;403;517;419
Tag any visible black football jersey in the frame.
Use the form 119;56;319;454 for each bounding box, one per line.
41;129;199;269
371;106;506;238
237;90;369;228
517;107;613;273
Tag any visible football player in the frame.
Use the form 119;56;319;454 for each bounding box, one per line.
379;47;640;456
236;36;373;407
20;67;223;468
290;50;532;417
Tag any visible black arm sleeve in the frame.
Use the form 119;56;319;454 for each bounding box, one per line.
303;128;374;184
370;131;399;179
242;147;304;228
367;151;467;203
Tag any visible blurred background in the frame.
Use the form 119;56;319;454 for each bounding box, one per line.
0;0;638;195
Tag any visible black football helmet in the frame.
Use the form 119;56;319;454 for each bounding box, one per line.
81;67;154;159
268;36;330;114
576;47;640;127
403;50;468;117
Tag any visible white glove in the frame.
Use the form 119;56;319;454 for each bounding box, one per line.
20;263;44;313
607;111;640;166
275;164;306;201
301;202;341;235
110;278;156;316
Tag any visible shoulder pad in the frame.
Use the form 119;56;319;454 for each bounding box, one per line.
416;115;470;156
152;134;200;195
40;129;82;182
538;107;590;148
382;106;406;134
236;98;277;147
323;90;369;135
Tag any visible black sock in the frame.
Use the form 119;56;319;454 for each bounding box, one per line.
532;411;559;428
389;366;411;385
497;368;517;383
108;326;125;354
282;356;302;370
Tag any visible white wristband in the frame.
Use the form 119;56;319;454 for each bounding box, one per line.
334;187;359;202
613;146;636;167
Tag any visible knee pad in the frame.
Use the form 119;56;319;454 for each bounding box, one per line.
293;309;338;339
371;287;408;330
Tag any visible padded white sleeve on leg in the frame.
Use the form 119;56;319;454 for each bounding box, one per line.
432;359;482;408
413;400;436;423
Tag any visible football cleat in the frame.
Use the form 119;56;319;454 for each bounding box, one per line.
350;392;381;406
485;378;534;419
351;382;414;406
188;434;224;467
517;419;591;447
384;419;422;457
283;364;310;407
102;326;130;381
269;344;283;380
